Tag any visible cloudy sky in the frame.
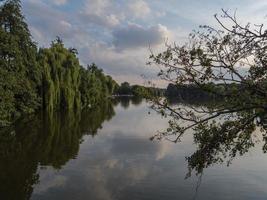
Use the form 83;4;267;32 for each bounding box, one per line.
21;0;267;86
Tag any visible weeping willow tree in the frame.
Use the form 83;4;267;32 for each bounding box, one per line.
38;41;117;112
38;38;81;112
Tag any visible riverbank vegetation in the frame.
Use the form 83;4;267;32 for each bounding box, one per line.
115;81;165;97
0;0;118;127
0;0;167;127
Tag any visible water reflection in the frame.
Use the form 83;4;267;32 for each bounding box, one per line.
112;96;143;109
0;100;115;200
1;97;267;200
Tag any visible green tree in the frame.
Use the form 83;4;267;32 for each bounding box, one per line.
38;38;81;111
117;82;132;95
106;75;118;95
149;9;267;175
80;63;116;108
0;0;41;126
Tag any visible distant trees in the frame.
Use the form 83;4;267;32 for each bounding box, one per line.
0;0;118;126
116;82;132;95
165;83;215;102
115;81;164;97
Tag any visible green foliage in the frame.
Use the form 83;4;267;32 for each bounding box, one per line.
79;63;117;108
148;10;267;176
106;75;119;94
0;0;41;126
115;82;163;98
186;111;257;176
0;0;119;126
38;39;81;112
116;82;132;95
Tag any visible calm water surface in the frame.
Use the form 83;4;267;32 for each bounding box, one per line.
1;98;267;200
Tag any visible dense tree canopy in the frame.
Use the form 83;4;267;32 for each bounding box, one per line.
80;63;118;108
0;0;41;126
38;38;81;111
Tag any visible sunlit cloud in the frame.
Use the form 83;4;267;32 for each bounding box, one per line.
128;0;151;19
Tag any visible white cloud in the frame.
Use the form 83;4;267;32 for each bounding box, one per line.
33;171;67;194
79;13;120;28
83;0;110;16
79;0;120;28
53;0;68;6
59;20;72;30
128;0;151;19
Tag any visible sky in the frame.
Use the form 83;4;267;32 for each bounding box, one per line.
21;0;267;87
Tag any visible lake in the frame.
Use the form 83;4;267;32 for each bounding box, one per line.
1;97;267;200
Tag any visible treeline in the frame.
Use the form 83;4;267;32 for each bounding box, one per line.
165;83;215;101
0;0;118;126
115;81;164;97
165;83;246;104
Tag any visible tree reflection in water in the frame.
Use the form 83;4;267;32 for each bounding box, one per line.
112;96;143;109
2;96;265;199
0;100;116;200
